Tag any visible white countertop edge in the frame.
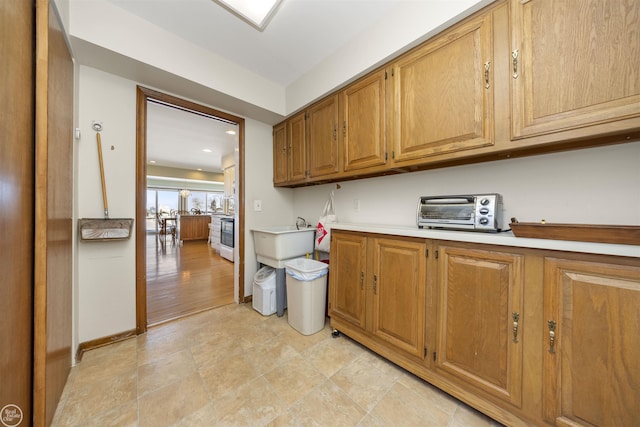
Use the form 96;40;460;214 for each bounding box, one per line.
330;223;640;258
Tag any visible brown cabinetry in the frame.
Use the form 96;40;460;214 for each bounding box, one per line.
388;9;498;164
179;215;211;241
542;257;640;426
329;231;427;360
272;122;288;185
510;0;640;144
330;229;640;426
340;69;388;173
274;0;639;187
274;96;339;186
435;245;524;407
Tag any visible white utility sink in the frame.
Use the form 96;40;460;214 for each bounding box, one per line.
252;226;316;268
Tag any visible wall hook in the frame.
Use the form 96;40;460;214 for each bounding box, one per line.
92;121;103;132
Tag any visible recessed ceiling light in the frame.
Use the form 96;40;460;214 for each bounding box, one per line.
149;160;156;163
226;130;236;135
197;168;203;171
202;148;213;153
212;0;283;31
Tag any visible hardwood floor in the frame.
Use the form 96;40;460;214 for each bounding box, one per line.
146;233;234;325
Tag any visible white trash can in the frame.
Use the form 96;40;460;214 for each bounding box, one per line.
284;258;329;335
253;266;276;316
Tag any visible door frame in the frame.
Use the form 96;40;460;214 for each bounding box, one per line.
135;86;245;334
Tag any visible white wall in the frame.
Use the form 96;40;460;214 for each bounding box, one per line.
76;65;290;343
77;66;138;343
292;142;640;247
286;0;490;112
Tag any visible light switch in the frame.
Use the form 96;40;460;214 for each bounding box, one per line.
254;200;262;211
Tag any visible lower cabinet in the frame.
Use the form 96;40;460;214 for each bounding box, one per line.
435;245;524;407
542;257;640;427
329;230;640;426
329;231;427;361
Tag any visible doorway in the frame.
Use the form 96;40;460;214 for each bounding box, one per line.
135;86;245;333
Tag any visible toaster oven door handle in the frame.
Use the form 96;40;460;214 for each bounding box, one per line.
422;196;474;204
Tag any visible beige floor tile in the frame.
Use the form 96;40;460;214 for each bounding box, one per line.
265;409;300;427
137;349;197;396
189;328;245;368
76;400;138;427
263;353;327;406
212;376;287;426
370;380;455;427
397;372;459;415
52;304;508;427
53;370;137;426
450;404;505;427
138;372;209;427
199;351;261;399
244;336;300;375
302;335;365;377
330;350;404;411
289;379;367;426
171;402;217;427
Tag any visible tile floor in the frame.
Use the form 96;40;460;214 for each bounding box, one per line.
52;303;504;427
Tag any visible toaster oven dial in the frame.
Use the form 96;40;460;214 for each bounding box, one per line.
480;197;491;206
479;207;490;215
479;217;490;225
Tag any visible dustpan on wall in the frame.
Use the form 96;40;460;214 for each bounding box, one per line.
78;122;134;241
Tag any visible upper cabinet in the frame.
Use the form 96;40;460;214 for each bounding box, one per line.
307;95;340;178
274;0;640;187
272;122;288;185
388;9;498;164
510;0;640;143
341;69;388;173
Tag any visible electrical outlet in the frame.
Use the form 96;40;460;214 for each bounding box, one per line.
254;199;262;211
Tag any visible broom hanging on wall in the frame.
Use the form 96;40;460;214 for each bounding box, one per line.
78;122;134;241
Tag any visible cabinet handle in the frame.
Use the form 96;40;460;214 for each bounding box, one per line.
343;121;346;138
373;274;377;294
548;320;556;353
484;61;491;89
512;49;519;79
360;271;364;290
512;312;520;343
333;126;337;141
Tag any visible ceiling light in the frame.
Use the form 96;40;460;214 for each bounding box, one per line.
202;148;213;153
212;0;283;31
197;168;203;171
149;160;156;163
226;130;236;135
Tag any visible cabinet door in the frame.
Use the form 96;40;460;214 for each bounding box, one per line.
436;246;523;407
273;122;288;184
308;95;340;178
329;232;367;329
341;70;387;172
371;237;427;359
511;0;640;141
390;12;494;163
287;111;307;182
543;258;640;426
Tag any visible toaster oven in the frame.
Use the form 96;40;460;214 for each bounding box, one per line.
417;194;503;232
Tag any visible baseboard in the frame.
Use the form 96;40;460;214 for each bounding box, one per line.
75;328;137;363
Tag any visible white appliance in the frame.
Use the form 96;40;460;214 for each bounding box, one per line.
253;266;276;316
220;217;234;262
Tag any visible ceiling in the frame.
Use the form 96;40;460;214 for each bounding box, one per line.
146;101;238;173
107;0;401;87
111;0;464;175
115;0;402;174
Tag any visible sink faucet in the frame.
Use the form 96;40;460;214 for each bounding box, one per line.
296;217;308;230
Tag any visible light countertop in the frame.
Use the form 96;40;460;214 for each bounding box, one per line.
331;223;640;258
